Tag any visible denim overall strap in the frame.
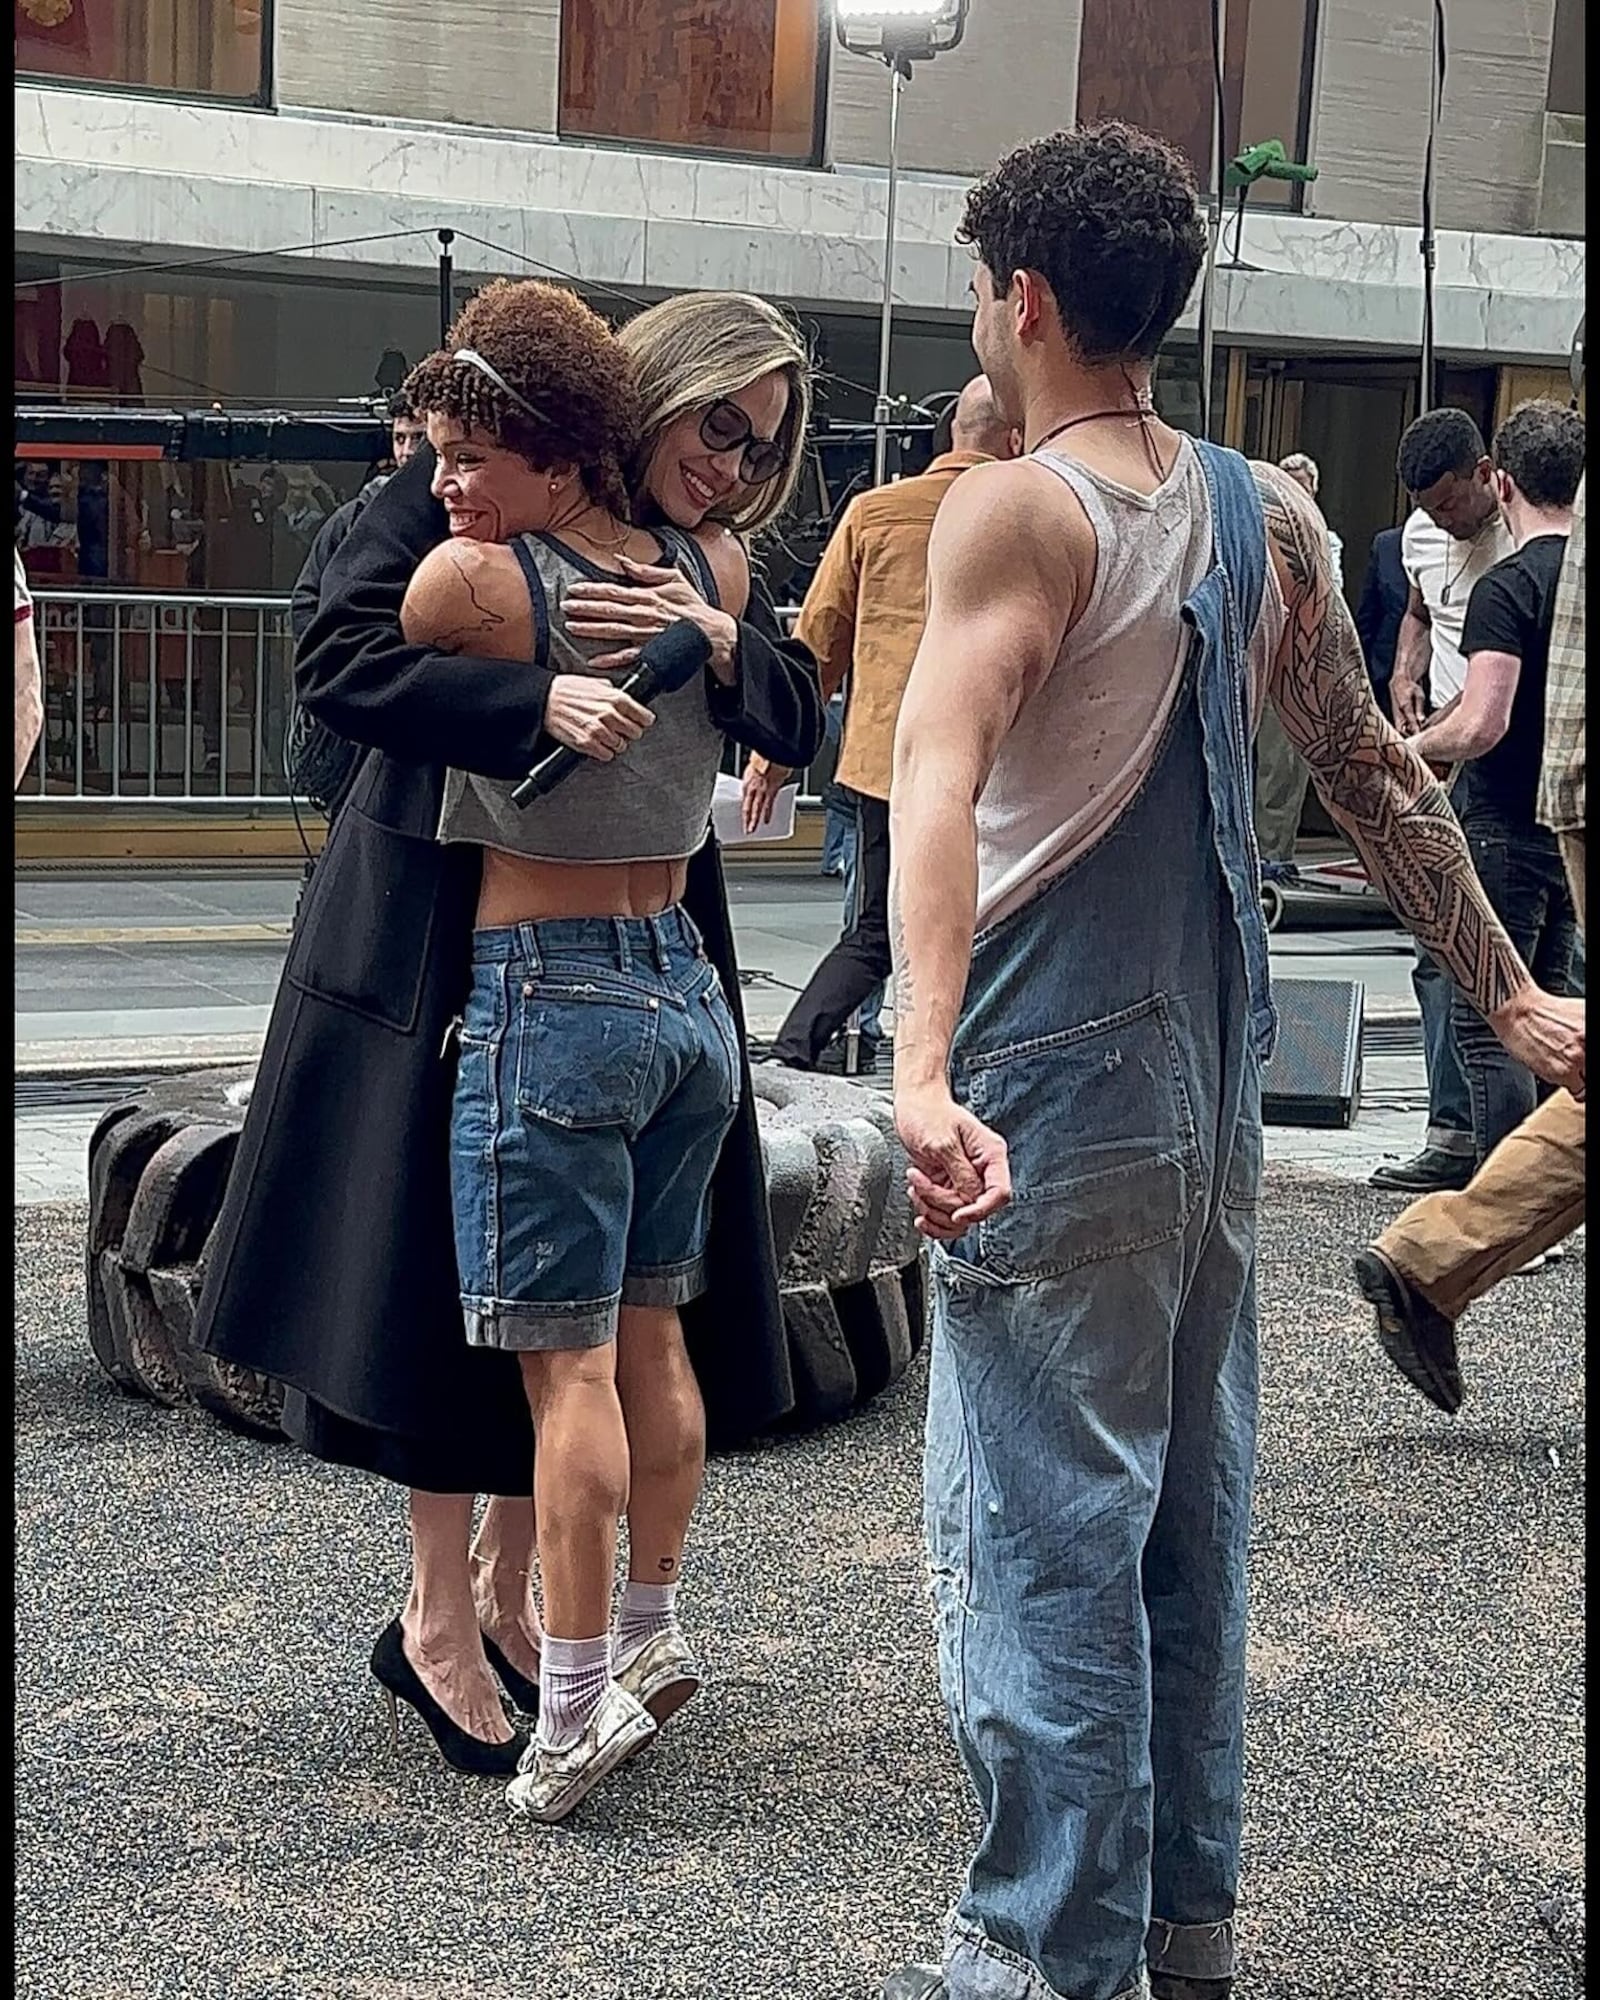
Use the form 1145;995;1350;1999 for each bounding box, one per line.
1187;440;1278;1062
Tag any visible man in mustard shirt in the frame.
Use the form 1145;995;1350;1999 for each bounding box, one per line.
755;377;1018;1069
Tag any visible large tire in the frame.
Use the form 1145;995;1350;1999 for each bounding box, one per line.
82;1062;926;1445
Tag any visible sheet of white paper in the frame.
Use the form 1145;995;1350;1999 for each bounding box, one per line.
712;772;798;845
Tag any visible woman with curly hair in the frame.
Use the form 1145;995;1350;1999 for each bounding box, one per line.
192;284;823;1810
404;277;773;1818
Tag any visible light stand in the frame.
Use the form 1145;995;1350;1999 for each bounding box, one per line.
872;54;911;487
1418;1;1446;415
1197;0;1227;438
437;229;455;347
835;0;969;1076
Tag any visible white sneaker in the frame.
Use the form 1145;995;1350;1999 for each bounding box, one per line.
504;1683;655;1824
1517;1253;1550;1275
615;1627;703;1725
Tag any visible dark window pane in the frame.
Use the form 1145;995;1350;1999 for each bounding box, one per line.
560;0;822;161
1076;0;1316;211
1548;0;1584;117
15;0;267;102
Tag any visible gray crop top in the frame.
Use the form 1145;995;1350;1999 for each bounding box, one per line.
437;527;725;864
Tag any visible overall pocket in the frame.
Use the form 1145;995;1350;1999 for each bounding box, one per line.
514;976;661;1130
959;995;1202;1283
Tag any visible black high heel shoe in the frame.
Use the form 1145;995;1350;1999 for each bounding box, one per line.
370;1620;528;1777
480;1629;542;1718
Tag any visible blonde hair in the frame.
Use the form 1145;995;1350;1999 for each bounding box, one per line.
1278;450;1320;497
617;292;813;538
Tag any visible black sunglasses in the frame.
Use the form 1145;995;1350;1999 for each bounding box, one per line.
698;400;788;487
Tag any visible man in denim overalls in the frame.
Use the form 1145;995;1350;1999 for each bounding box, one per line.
883;125;1587;2000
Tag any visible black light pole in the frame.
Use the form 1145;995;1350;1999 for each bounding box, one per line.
1418;2;1446;415
833;0;969;1075
437;229;455;346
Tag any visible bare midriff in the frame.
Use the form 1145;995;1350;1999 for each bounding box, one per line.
475;845;690;927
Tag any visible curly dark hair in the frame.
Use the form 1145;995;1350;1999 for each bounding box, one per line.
1492;399;1585;510
958;123;1207;365
1396;408;1486;496
404;279;640;517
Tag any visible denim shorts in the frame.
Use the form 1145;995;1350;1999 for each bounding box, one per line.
449;907;742;1352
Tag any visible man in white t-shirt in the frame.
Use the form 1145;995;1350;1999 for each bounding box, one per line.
1371;409;1515;1195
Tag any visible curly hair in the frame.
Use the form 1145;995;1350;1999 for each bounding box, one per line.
1396;407;1486;496
1492;399;1585;510
959;123;1207;365
404;279;640;518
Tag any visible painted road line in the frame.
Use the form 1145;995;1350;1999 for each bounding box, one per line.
13;924;292;947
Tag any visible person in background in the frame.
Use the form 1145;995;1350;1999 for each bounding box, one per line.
1356;468;1587;1415
1278;451;1343;591
285;393;428;812
1370;408;1514;1195
1353;523;1408;719
1406;400;1582;1165
756;375;1020;1073
1254;452;1342;880
15;547;43;787
289;395;428;642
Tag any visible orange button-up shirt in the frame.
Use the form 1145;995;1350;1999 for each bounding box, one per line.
765;451;992;802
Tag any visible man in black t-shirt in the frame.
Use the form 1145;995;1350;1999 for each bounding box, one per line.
1410;399;1584;1164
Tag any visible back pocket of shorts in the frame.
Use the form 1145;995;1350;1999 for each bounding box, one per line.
514;982;660;1130
963;996;1201;1283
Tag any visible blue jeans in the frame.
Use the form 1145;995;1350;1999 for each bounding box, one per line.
1452;810;1578;1164
820;695;851;876
449;910;740;1350
1411;777;1472;1153
841;825;885;1044
1413;945;1474;1153
925;440;1270;2000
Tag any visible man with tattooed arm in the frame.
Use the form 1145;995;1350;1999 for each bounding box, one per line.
881;124;1584;2000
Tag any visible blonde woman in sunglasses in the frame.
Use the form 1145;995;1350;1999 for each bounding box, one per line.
562;294;812;825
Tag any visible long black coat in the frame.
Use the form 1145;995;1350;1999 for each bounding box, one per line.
194;451;825;1492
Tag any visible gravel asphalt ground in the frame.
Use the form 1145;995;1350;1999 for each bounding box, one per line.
14;1175;1584;2000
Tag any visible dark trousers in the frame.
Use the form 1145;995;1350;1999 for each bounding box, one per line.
1452;810;1579;1164
773;786;892;1066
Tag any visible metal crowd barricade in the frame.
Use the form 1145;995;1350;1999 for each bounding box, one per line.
16;590;826;808
20;589;299;805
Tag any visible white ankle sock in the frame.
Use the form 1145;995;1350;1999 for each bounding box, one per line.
614;1580;679;1668
536;1634;613;1751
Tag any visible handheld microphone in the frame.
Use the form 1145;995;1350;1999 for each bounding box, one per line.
511;619;714;809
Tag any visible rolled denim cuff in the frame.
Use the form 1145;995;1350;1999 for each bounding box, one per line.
945;1916;1143;2000
461;1293;617;1351
1146;1915;1235;1982
621;1254;706;1309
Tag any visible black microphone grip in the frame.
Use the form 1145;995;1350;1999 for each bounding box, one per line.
510;619;712;809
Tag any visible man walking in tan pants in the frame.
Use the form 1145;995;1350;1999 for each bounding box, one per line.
1355;472;1586;1414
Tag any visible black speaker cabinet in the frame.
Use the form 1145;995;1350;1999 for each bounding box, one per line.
1262;977;1364;1129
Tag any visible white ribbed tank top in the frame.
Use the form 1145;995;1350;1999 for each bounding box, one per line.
974;438;1286;930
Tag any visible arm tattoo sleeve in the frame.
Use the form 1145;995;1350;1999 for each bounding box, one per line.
1254;468;1529;1019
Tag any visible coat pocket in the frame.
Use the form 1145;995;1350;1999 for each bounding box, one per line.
958;996;1202;1284
283;804;443;1035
